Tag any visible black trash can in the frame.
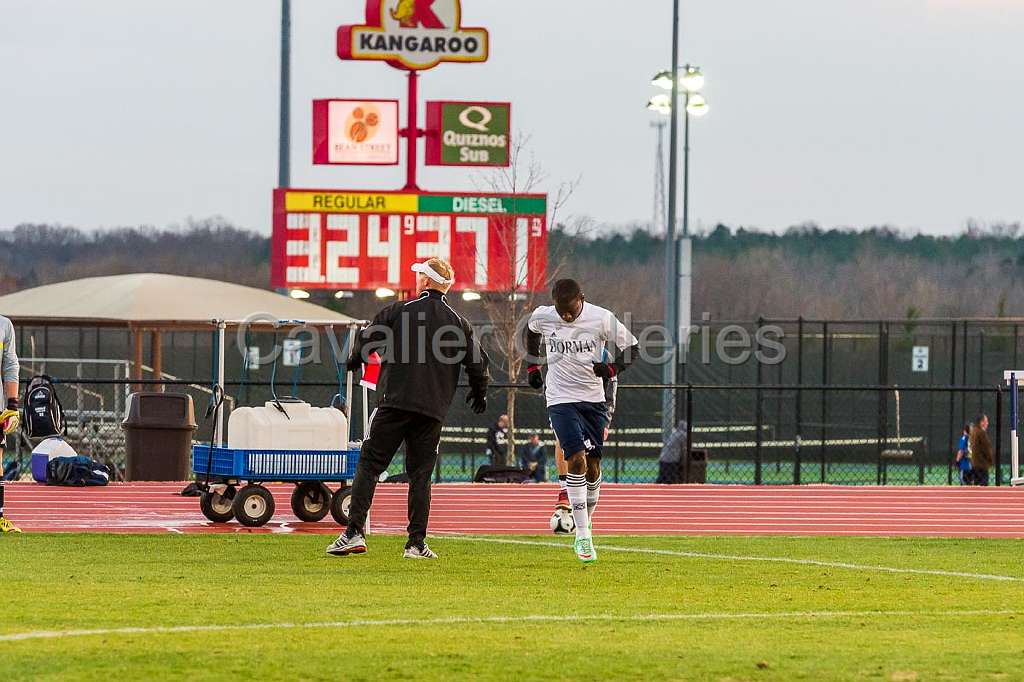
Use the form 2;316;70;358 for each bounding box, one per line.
685;449;708;484
122;392;197;481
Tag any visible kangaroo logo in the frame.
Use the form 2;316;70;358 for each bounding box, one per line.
389;0;442;29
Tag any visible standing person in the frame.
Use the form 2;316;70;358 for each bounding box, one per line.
657;420;688;484
327;258;489;559
486;414;509;466
955;423;973;485
968;414;993;486
518;433;547;482
526;279;638;563
552;369;617;513
0;315;22;533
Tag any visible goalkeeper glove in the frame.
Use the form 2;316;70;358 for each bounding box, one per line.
1;398;20;435
527;365;544;390
466;389;487;415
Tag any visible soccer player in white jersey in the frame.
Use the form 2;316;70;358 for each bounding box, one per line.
525;279;638;562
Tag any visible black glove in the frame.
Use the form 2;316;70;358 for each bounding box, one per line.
527;365;544;390
345;355;362;373
6;397;18;411
593;363;617;379
466;390;487;415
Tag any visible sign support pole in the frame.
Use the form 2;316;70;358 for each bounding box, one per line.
1013;373;1022;486
402;71;421;190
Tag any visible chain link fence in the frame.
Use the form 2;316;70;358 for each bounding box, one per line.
5;317;1024;485
3;377;1017;486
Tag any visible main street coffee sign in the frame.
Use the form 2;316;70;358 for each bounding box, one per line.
338;0;489;71
425;101;510;167
313;99;399;165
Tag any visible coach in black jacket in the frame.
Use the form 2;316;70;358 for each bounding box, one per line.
327;257;489;560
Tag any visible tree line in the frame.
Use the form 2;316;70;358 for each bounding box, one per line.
3;219;1024;320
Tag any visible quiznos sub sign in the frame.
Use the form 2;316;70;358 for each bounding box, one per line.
338;0;489;71
426;101;510;166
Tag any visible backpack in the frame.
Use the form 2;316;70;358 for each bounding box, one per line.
22;375;66;439
473;465;533;484
46;456;110;486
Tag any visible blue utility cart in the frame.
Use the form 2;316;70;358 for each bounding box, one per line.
192;445;361;527
191;319;372;528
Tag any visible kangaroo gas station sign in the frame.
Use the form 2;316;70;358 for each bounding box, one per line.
274;0;544;294
338;0;489;71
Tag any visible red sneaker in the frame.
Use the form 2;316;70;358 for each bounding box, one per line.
556;489;570;511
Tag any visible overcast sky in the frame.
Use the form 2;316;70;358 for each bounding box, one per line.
2;0;1022;236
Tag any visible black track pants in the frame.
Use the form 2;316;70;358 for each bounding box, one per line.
345;407;442;547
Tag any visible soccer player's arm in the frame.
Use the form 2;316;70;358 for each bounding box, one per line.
460;318;490;396
525;310;543;361
524;310;544;388
600;314;640;377
346;304;395;370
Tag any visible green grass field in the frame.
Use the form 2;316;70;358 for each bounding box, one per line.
2;534;1022;681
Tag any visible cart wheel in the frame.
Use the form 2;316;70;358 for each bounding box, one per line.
290;482;332;522
232;485;276;527
330;488;353;526
199;487;236;523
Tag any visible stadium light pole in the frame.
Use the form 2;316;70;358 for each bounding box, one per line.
663;0;681;440
649;57;709;430
679;65;708;391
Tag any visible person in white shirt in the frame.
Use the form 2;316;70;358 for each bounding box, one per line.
0;315;22;533
525;279;638;562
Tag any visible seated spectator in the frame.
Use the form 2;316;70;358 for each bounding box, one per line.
519;433;546;482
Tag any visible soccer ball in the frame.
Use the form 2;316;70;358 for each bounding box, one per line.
550;509;576;535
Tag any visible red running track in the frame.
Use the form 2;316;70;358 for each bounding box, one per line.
4;482;1024;537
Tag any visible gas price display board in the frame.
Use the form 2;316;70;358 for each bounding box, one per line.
271;189;547;293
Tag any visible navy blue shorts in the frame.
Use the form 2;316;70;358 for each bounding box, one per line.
548;402;609;459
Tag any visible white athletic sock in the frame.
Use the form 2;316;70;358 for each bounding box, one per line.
565;473;591;539
558;475;567;493
587;475;602;517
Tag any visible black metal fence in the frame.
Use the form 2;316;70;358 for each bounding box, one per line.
3;377;1018;486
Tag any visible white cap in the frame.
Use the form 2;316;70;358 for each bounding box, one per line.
411;261;454;285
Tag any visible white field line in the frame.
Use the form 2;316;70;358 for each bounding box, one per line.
1;609;1020;643
441;536;1024;583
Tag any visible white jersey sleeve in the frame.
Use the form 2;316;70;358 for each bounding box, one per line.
527;307;547;334
604;310;638;351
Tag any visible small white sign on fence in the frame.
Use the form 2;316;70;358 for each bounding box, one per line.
282;339;302;367
912;346;929;373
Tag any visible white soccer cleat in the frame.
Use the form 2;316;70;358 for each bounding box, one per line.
574;537;597;563
403;543;438;559
326;531;366;556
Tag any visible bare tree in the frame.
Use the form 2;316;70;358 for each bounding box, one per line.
473;135;587;463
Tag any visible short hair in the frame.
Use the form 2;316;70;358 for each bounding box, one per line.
963;423;972;433
425;257;454;283
551;279;582;308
